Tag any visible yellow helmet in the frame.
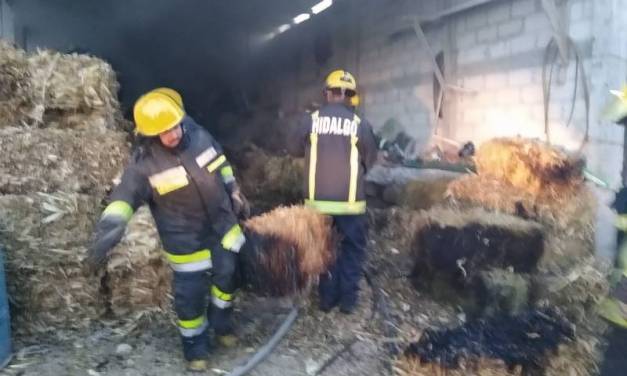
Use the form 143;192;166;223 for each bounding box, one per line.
133;91;185;136
151;87;184;109
325;69;357;91
604;86;627;123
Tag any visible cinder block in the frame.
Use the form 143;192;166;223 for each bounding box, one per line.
477;25;499;43
569;20;593;42
496;89;521;105
466;10;489;31
512;0;537;17
488;2;512;24
520;85;542;103
508;69;534;86
524;13;551;32
465;74;486;90
535;32;553;49
457;32;477;48
498;19;524;38
509;34;537;54
458;46;488;64
485;72;509;89
488;41;511;58
569;0;585;22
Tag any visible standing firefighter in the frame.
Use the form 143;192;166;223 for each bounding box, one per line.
288;70;377;314
85;88;249;371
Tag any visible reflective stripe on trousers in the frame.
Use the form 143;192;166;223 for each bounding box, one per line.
211;285;234;309
178;315;208;337
165;249;212;272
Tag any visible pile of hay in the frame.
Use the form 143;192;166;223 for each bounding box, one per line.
0;127;129;194
0;41;33;127
28;49;120;118
107;207;171;317
0;43;131;336
0;193;104;335
474;138;585;195
233;145;303;210
240;206;336;296
396;309;574;376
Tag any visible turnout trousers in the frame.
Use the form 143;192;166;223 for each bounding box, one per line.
318;214;368;310
169;245;238;361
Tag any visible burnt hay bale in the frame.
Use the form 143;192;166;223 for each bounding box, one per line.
398;309;574;375
411;208;544;288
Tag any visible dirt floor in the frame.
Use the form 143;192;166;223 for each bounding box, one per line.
0;214;459;376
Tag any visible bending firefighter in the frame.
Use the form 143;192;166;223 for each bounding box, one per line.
85;88;249;371
288;70;377;314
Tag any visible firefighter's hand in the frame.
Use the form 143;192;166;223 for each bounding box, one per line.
85;216;126;272
231;188;251;219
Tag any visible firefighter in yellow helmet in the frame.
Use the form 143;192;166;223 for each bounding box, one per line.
287;70;377;314
86;88;249;372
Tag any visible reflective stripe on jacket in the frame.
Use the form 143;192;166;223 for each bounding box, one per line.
287;103;377;215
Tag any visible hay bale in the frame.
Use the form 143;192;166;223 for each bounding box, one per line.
28;49;120;117
240;206;336;296
411;207;544;288
474;137;585;196
369;207;422;254
532;257;611;324
234;145;303;209
398;309;574;376
0;193;105;335
0;127;129;194
446;174;596;279
107;206;172;317
0;40;33;127
381;178;454;210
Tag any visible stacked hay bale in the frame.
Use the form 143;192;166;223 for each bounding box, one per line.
107;207;171;317
28;49;123;130
240;206;336;297
444;138;606;321
406;137;608;375
0;42;132;336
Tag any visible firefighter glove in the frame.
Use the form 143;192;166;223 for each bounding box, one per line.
86;216;126;271
230;188;250;219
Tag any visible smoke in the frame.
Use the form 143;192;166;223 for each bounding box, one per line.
10;0;349;127
11;0;259;124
